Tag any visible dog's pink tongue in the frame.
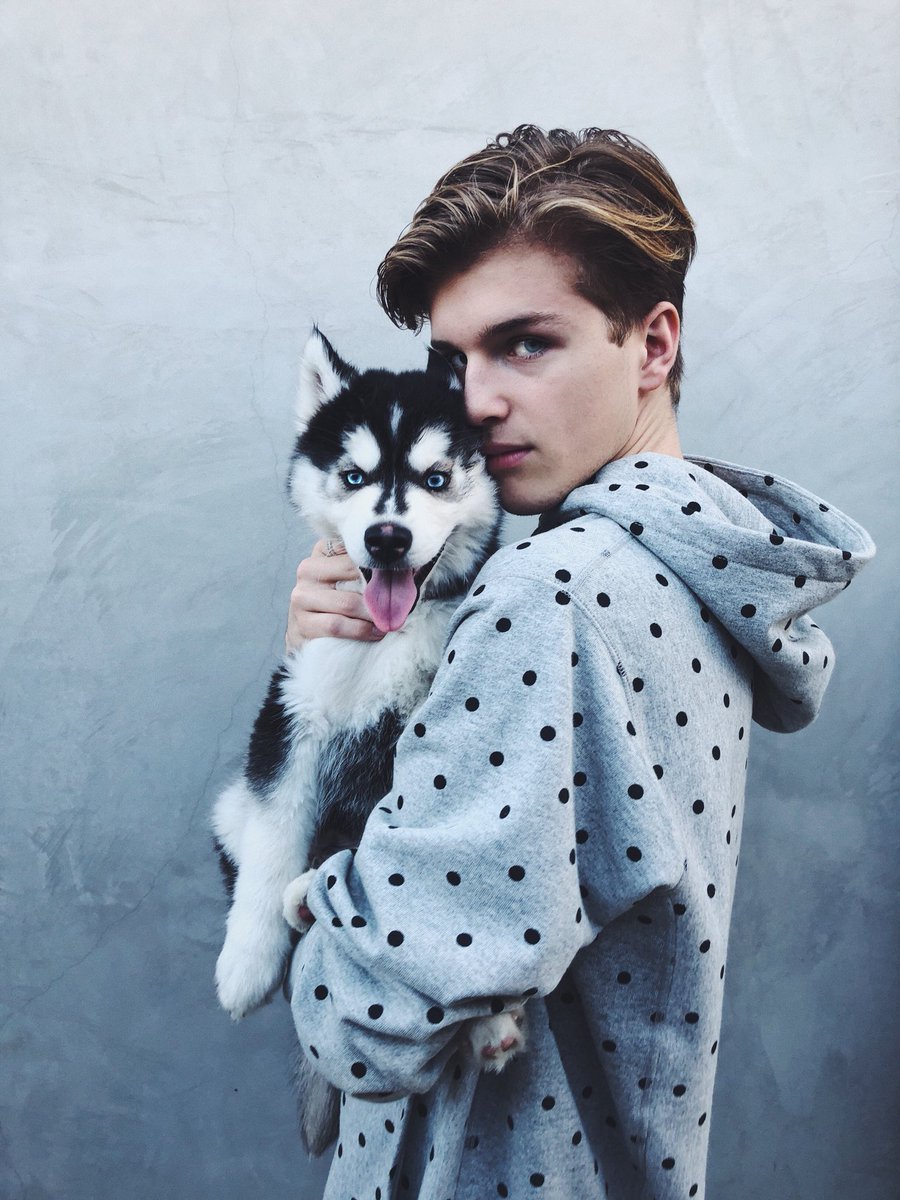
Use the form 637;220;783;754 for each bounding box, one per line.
364;569;418;632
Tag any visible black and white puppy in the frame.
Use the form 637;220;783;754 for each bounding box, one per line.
212;330;526;1153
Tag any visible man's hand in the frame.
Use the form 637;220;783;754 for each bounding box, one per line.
286;538;385;652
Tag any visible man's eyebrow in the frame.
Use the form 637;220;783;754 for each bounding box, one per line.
430;311;565;353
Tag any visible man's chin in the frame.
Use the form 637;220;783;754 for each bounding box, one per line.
501;498;544;517
498;481;570;517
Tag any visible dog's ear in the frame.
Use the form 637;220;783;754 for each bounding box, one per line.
297;327;358;428
426;347;462;392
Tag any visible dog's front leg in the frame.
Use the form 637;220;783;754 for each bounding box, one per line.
215;799;307;1020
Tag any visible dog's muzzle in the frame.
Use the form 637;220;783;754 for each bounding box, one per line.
358;524;445;634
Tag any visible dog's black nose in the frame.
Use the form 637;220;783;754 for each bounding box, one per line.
364;522;412;563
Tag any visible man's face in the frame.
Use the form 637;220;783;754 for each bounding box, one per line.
429;242;652;515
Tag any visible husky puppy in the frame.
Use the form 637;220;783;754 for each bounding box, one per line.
212;330;525;1154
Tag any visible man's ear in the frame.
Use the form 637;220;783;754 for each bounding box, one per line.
297;327;358;429
638;303;680;396
426;347;462;391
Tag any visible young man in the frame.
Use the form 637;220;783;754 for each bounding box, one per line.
286;126;873;1199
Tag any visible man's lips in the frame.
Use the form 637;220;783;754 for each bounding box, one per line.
483;445;531;472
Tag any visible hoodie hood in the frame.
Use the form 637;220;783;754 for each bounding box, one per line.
554;453;875;733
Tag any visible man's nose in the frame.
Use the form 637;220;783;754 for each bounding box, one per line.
463;362;509;425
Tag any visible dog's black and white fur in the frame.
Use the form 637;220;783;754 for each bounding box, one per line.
212;330;526;1155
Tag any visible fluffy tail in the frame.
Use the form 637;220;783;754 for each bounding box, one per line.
292;1044;340;1157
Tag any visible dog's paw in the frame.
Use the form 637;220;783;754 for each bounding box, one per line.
468;1009;527;1073
215;921;290;1020
282;869;317;932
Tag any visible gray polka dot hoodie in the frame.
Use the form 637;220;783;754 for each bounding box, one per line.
289;453;874;1200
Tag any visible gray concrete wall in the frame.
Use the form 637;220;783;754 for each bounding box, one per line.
2;2;896;1197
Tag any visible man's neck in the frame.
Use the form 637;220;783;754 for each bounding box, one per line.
615;390;682;461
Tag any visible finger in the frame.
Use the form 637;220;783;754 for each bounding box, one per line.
312;537;348;559
295;612;386;644
298;552;360;586
292;580;371;622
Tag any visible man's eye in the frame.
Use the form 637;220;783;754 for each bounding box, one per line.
425;472;450;491
446;351;467;374
510;336;547;359
343;470;366;488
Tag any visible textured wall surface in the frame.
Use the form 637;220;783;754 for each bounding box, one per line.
2;2;897;1197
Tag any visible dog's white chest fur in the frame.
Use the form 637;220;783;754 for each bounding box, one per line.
282;599;455;735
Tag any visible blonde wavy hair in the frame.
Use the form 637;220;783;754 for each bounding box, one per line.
376;125;696;404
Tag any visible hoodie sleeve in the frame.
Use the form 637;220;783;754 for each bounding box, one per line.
289;568;689;1098
290;575;595;1097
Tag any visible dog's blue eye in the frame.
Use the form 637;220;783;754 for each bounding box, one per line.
343;470;366;488
425;472;449;491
